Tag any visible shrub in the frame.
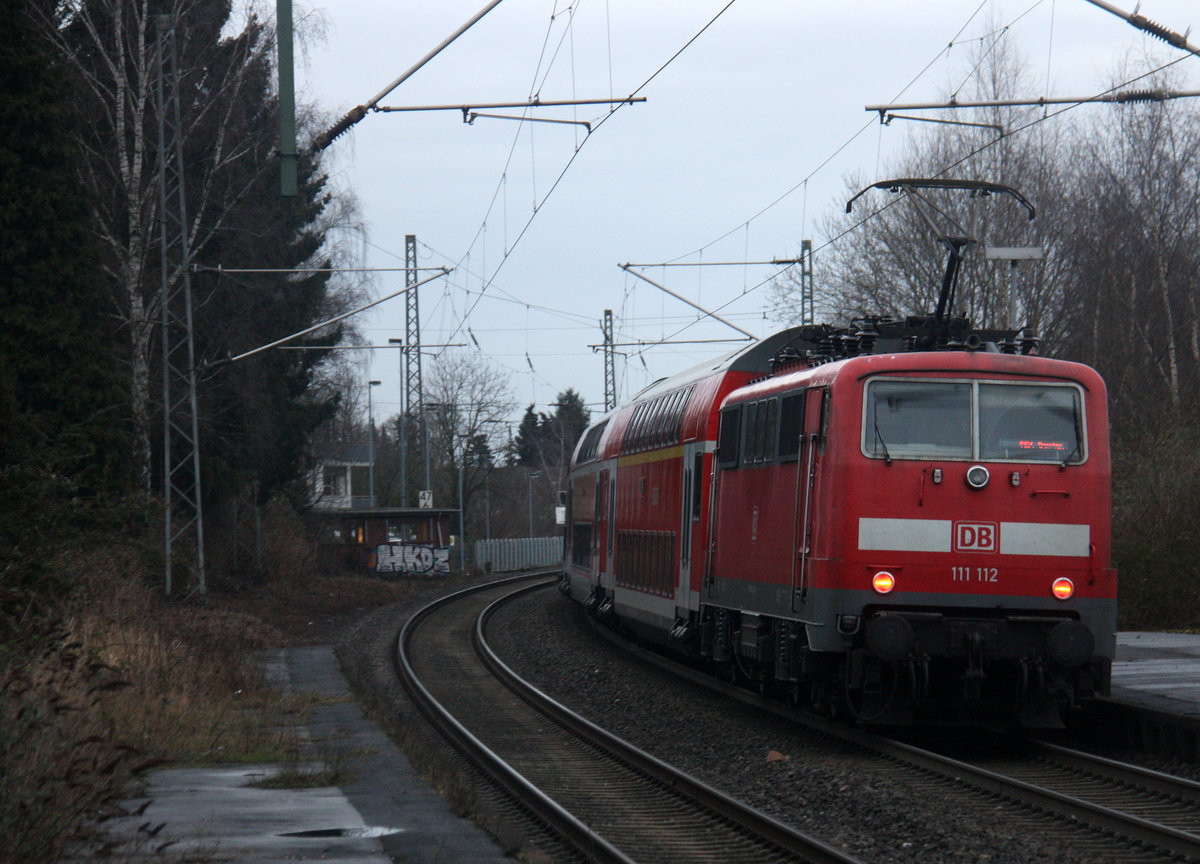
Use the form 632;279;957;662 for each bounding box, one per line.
1111;418;1200;630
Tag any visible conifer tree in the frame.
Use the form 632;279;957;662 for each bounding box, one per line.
0;0;128;491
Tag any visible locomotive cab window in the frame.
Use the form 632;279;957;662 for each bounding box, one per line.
979;384;1082;462
717;406;741;468
863;378;1085;464
867;381;971;459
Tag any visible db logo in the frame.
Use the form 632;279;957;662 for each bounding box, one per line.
954;521;998;553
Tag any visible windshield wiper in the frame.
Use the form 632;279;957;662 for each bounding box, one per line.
1060;410;1083;468
873;408;893;465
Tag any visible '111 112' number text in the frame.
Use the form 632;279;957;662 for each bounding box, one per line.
952;566;998;583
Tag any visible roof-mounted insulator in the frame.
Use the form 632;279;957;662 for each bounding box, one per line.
1115;89;1168;104
855;327;879;354
1131;13;1190;50
769;345;806;374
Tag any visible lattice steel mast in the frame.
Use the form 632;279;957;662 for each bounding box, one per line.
602;309;616;411
404;235;428;493
799;240;815;326
157;16;206;595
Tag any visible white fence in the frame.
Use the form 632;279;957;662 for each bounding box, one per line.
474;536;563;572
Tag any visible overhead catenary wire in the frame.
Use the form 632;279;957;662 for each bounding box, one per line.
612;0;1005;374
628;47;1200;363
621;259;802;268
661;0;993;266
438;0;745;354
365;237;596;326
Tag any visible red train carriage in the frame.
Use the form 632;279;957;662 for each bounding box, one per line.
565;328;1116;726
566;328;807;625
565;179;1116;726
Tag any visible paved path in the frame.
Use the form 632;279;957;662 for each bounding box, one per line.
82;645;510;863
1112;631;1200;718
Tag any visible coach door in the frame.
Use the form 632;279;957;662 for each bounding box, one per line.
596;469;609;574
791;387;826;611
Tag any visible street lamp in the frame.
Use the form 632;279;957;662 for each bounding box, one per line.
367;380;381;507
457;432;468;572
422;402;439;498
528;470;541;537
388;338;406;506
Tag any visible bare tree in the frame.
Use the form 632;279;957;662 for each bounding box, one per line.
41;0;359;493
770;36;1073;344
423;351;516;521
1056;64;1200;414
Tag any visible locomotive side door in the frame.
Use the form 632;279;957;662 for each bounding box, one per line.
791;387;827;611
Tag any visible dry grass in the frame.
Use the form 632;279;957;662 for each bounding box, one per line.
0;498;424;864
0;545;308;864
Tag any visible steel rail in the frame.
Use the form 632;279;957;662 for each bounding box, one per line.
395;573;634;864
475;581;863;864
1022;737;1200;802
578;601;1200;862
397;575;866;864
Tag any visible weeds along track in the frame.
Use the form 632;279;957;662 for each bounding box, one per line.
579;605;1200;864
395;574;863;864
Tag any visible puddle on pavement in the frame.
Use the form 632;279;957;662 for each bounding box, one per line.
279;826;406;839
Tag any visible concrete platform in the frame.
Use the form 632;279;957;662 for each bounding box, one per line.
82;645;510;863
1112;631;1200;719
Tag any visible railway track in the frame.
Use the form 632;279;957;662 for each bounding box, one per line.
917;732;1200;854
569;588;1200;863
395;573;864;864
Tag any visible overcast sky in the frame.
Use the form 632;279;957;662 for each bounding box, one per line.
292;0;1199;425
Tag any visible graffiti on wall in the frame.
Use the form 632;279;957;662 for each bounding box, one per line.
374;543;451;577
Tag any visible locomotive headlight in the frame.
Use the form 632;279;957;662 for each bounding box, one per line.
1051;577;1075;600
872;571;896;594
965;464;990;489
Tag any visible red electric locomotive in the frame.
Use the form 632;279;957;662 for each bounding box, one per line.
563;180;1116;726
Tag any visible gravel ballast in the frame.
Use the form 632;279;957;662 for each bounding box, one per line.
485;585;1141;864
335;574;1168;863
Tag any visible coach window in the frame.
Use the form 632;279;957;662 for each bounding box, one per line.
650;394;668;448
626;403;645;453
644;396;660;449
717;406;741;468
779;392;804;461
635;400;652;451
654;392;675;448
669;388;688;444
668;391;682;446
